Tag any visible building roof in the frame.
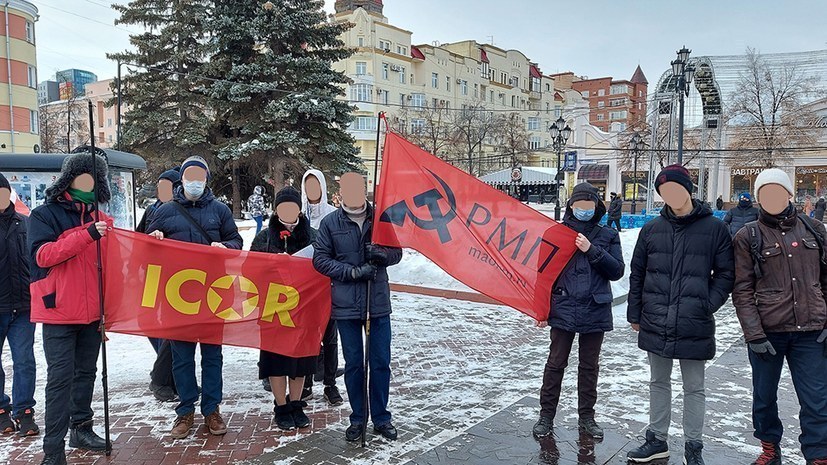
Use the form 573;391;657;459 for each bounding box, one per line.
529;65;542;79
0;149;147;172
630;65;648;84
411;46;426;61
479;166;558;186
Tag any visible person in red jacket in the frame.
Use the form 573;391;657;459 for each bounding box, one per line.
28;152;111;465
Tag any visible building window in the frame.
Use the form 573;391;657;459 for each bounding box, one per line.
609;110;627;120
529;136;541;150
530;77;541;92
29;110;38;134
396;45;407;55
597;89;605;97
356;61;367;75
639;90;643;97
379;90;389;105
107;118;113;128
638;102;643;110
411;118;425;133
546;83;551;92
510;76;519;88
399;67;406;84
490;90;494;102
399;93;406;106
610;84;630;95
500;72;508;84
609;97;626;107
379;63;388;80
410;93;425;108
357;37;364;47
474;83;478;98
461;80;468;95
597;113;605;121
25;21;34;44
350;84;373;102
582;90;589;98
446;76;451;92
432;73;439;88
554;107;562;118
351;116;377;131
527;117;540;131
597;101;605;109
511;95;516;107
481;62;490;79
27;65;36;88
378;39;391;51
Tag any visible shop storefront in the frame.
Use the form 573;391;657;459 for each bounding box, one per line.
729;167;764;201
795;166;827;201
577;164;609;199
621;171;648;201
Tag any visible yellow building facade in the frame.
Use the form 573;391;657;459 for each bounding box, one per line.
0;0;39;153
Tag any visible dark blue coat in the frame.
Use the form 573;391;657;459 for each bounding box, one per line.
723;201;759;236
312;204;402;320
147;187;242;249
548;203;625;333
0;204;30;313
627;200;735;360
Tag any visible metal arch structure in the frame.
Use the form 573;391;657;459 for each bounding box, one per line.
646;57;725;211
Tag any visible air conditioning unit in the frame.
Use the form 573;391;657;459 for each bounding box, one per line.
456;78;462;84
390;65;402;72
407;95;413;100
376;88;383;94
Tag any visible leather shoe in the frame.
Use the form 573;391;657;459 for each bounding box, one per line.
345;423;364;442
69;420;107;451
374;423;398;440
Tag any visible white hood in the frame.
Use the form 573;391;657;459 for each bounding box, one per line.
301;169;338;228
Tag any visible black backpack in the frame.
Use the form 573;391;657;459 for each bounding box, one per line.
746;213;827;279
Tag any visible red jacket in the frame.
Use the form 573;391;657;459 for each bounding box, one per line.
28;197;110;325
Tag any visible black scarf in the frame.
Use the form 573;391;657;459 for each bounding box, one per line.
759;203;797;231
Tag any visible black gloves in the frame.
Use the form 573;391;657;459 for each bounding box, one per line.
817;329;827;357
87;223;103;241
365;244;392;266
748;338;777;361
350;263;377;282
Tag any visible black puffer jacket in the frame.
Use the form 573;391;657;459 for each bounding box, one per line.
251;214;315;255
723;200;759;236
0;203;30;313
549;185;625;333
608;196;623;220
627;200;735;360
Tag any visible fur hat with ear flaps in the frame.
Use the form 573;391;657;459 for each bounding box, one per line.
45;150;111;203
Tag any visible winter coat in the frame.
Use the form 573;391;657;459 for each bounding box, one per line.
549;190;625;333
135;200;161;233
0;203;30;313
815;198;826;222
716;197;724;211
28;193;111;325
723;201;759;236
312;204;402;320
627;200;735;360
247;186;266;218
301;169;338;230
608;197;623;220
732;207;827;342
148;187;243;249
251;214;316;255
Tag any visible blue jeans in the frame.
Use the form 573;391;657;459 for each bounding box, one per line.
0;311;36;417
749;331;827;460
253;215;263;235
170;341;222;417
338;316;392;427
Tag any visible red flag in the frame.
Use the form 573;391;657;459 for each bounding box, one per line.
104;229;331;357
373;131;579;321
10;187;29;216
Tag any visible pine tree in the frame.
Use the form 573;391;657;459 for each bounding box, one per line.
205;0;361;192
108;0;212;178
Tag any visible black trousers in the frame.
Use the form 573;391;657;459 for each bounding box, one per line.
304;319;339;388
540;328;604;419
149;339;176;391
42;322;101;455
607;218;622;231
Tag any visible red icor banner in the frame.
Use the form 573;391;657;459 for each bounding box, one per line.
373;131;579;321
104;229;331;357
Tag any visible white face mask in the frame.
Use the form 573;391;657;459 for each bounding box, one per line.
183;180;206;198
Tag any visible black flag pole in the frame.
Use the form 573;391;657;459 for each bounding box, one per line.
87;101;113;455
361;111;384;448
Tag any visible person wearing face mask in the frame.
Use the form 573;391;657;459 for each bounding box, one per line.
532;182;625;441
135;168;181;403
27;152;112;465
732;169;827;465
723;192;759;237
147;155;242;439
251;187;319;430
626;164;734;465
0;173;38;438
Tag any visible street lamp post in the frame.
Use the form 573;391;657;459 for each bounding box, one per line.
549;116;572;221
630;132;643;214
671;46;695;165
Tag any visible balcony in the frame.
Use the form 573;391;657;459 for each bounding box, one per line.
529;91;542;100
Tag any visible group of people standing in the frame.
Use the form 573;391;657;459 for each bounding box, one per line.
532;165;827;465
0;153;401;465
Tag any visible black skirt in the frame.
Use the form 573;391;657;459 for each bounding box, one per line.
259;351;317;379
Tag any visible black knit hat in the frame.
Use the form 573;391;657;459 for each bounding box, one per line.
159;168;181;186
0;172;9;191
275;186;301;208
569;182;600;203
655;164;693;195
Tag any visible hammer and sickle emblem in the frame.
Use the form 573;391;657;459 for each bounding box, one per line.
379;170;458;244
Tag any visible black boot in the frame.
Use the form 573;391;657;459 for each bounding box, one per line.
627;430;669;463
578;417;604;439
532;416;553;439
40;452;67;465
69;420;108;451
324;386;344;406
345;423;364;442
273;402;295;431
373;422;398;440
685;441;705;465
290;400;310;429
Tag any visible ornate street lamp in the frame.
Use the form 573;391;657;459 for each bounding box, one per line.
549;116;572;221
671;46;695;165
630;132;644;214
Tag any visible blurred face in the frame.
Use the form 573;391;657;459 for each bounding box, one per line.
758;184;791;215
182;166;207;182
71;173;95;192
659;182;691;211
305;175;322;203
276;202;300;224
0;187;10;210
340;172;366;209
572;200;595;211
157;179;174;203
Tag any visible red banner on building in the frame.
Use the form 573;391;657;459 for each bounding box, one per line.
104;229;331;357
372;131;579;321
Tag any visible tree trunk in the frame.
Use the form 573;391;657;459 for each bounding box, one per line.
232;159;242;219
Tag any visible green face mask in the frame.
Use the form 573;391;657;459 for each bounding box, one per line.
67;188;96;205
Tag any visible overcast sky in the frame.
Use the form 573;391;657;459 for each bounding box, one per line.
36;0;827;87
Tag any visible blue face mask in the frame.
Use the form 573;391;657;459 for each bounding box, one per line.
573;207;595;221
183;180;206;198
